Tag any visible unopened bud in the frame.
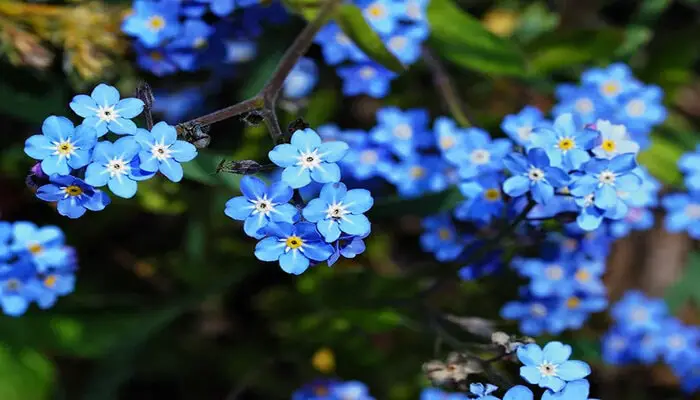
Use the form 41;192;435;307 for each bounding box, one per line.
491;331;510;346
216;159;263;175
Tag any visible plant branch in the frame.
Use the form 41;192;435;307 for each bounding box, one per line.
421;46;473;128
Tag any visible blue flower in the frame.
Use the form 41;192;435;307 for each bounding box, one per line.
0;270;36;317
36;175;111;219
70;83;145;136
503;148;570;204
590;120;639;159
615;85;666;135
302;182;373;242
419;214;465;262
314;23;368;65
327;233;368;266
570;153;641;213
292;379;342;400
122;0;180;47
385;25;426;65
610;290;668;334
434;117;467;155
24;116;97;175
456;174;505;222
370;107;432;158
268;128;349;189
552;85;607;126
340;145;391;181
501;106;548;147
609;206;654;238
458;251;501;280
663;192;700;238
501;299;565;336
581;62;640;103
469;383;499;399
444;127;512;179
551;293;607;331
152;87;204;124
225;176;297;238
517;341;591;392
358;0;402;34
168;19;214;50
254;222;334;275
31;271;75;310
571;259;605;295
84;137;143;198
284;57;319;99
420;388;469;400
10;221;68;272
679;145;700;191
134;43;180;76
0;222;11;261
134;122;198;182
514;257;575;297
541;379;593;400
399;0;429;23
382;155;448;198
601;328;635;365
658;317;700;364
502;386;535;400
337;63;395;98
530;113;599;171
330;381;375;400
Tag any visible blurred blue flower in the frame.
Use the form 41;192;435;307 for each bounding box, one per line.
501;106;548;148
314;23;368;65
358;0;402;34
24;116;97;175
134;43;180;76
134;122;198;182
601;328;635;365
31;271;75;310
302;182;373;243
570;154;641;212
550;292;607;331
582;63;639;102
503;148;570;205
337;63;395;98
444;127;511;179
122;0;180;47
530;113;599;171
254;222;334;275
268;128;349;189
284;57;319;99
330;381;375;400
10;222;68;273
552;85;606;126
514;257;575;297
85;137;143;198
420;214;465;262
420;388;469;400
385;25;426;64
382;155;448;197
434;116;466;155
455;174;505;222
590;120;639;159
469;383;498;400
327;233;367;266
679;145;700;191
399;0;429;23
501;298;565;336
152;87;205;123
616;86;666;135
658;317;700;364
225;176;297;238
517;341;591;392
370;107;432;158
611;290;668;334
340;145;391;181
36;175;111;219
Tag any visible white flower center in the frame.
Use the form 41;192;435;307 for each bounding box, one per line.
325;201;349;220
610;336;627;350
626;99;646;117
582;194;595;207
251;195;275;217
150;142;172;161
360;150;378;164
297;149;322;170
538;362;558;377
668;335;685;349
530;303;547;317
389;36;408;51
393;123;413;140
406;1;422;18
359;66;376;79
527;167;545;181
685;203;700;219
52;138;78;158
545;265;564;280
631;307;648;322
96;105;119;122
470;149;491;165
598;170;616;185
575;98;594;113
335;32;351;45
517;125;532;141
105;158;130;178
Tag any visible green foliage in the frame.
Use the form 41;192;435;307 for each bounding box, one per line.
665;252;700;313
0;346;53;400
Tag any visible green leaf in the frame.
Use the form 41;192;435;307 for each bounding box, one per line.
368;187;463;219
0;80;68;124
526;29;626;74
427;0;527;76
513;2;560;43
182;150;242;191
0;346;54;400
334;4;405;73
665;252;700;313
637;134;684;185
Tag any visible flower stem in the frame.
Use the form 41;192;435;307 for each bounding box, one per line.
421;46;473;128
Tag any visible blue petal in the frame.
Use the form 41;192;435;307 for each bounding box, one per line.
151;121;177;144
317;219;342;242
24;135;53;160
73;124;98;146
170;141;197;162
279;250;310;274
291;128;322;151
267;181;293;203
268;144;299;167
503;152;529;174
42;116;74;142
91;83;120;106
542;341;572;364
344;189;374;213
108;118;137;135
532;181;554;204
240;176;267;200
566;149;590;170
577;208;603;231
36;184;64;201
302;241;334;262
528;148;550;168
90;141;112;164
311;163;341;183
594;185;617;209
1;296;29;317
115;98;145;118
339;214;371;236
263;221;294;238
556;360;591;380
138;151;159;172
517;343;544;366
540;376;565;392
113;137;140;161
544;167;570;187
67;149;92;170
269;203;297;224
108;177;137;198
159;159;184;182
85;117;109;137
41;156;69;176
69;94;98;118
519;366;542;384
503;176;530;197
254;237;285;261
85;163;109;187
570;175;597;197
318;141;350;162
609;153;637;173
302;198;327;222
57;198;87;219
503;386;534;400
320;182;347;204
282;166;312;189
84;190;111;211
616;173;642;192
244;214;268;238
224;196;254;220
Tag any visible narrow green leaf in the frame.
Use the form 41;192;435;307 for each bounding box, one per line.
334;4;405;73
526;29;626;74
368;187;463;218
427;0;527;76
0;346;54;400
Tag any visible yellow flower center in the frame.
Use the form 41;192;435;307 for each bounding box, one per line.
559;187;571;195
314;386;329;396
566;296;581;309
65;185;83;196
193;37;208;49
28;243;42;254
557;138;575;150
285;236;303;249
575;269;590;282
147;15;166;31
367;3;385;18
438;228;451;241
484;188;501;201
150;51;163;61
601;81;620;96
57;141;74;155
44;275;57;288
439;136;456;150
409;166;425;178
602;139;616;152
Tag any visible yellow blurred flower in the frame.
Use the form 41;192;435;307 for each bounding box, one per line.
311;347;335;373
482;8;519;37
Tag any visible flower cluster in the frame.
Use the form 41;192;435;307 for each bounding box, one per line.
292;379;375;400
664;146;700;239
121;0;287;75
0;221;76;317
24;83;198;218
314;0;430;98
602;291;700;393
225;128;373;274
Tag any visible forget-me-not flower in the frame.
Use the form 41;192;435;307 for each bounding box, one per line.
225;176;297;238
420;215;465;262
284;57;319;99
469;383;499;399
590;120;639;159
268;128;349;189
302;182;373;243
552;85;606;126
122;0;180;47
581;62;639;102
313;23;368;65
663;192;700;239
541;379;595;400
330;381;375;400
370;107;432;158
36;175;111;219
517;341;591;392
503;148;570;204
616;86;666;135
32;271;75;310
24;116;97;176
456;174;505;222
359;0;401;34
610;290;668;334
444;127;511;179
70;84;145;136
501;106;548;147
85;137;143;198
570;153;641;212
10;221;68;272
254;222;334;275
337;63;395;98
530;113;599;171
134;122;198;182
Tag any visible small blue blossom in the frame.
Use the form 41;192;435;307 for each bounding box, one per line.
601;328;635;365
503;148;570;204
581;63;640;103
541;379;595;400
679;145;700;191
24;116;97;175
530;113;599;171
469;383;498;399
314;23;368;65
70;84;145;136
134;43;180;76
590;120;639;159
399;0;429;23
671;354;700;393
327;233;368;266
85;137;144;198
268;128;349;189
330;381;375;400
663;191;700;238
337;63;395;98
570;154;641;212
455;174;505;222
254;222;334;275
0;264;37;317
133;122;198;182
616;86;666;135
31;271;75;310
517;341;591;392
434;116;466;155
152;87;205;123
284;57;319;99
292;379;342;400
224;176;298;238
382;155;448;198
419;214;465;262
385;25;426;64
122;0;180;47
658;317;700;364
551;292;607;331
552;85;606;126
340;145;391;181
501;106;548;148
36;175;111;219
358;0;402;35
370;107;432;158
302;182;373;243
513;257;575;298
501;298;565;336
610;290;668;334
10;221;68;273
444;127;511;179
420;388;469;400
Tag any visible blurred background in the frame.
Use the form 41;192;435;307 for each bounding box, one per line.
2;0;700;399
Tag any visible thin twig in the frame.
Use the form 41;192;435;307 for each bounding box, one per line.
421;46;473;128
